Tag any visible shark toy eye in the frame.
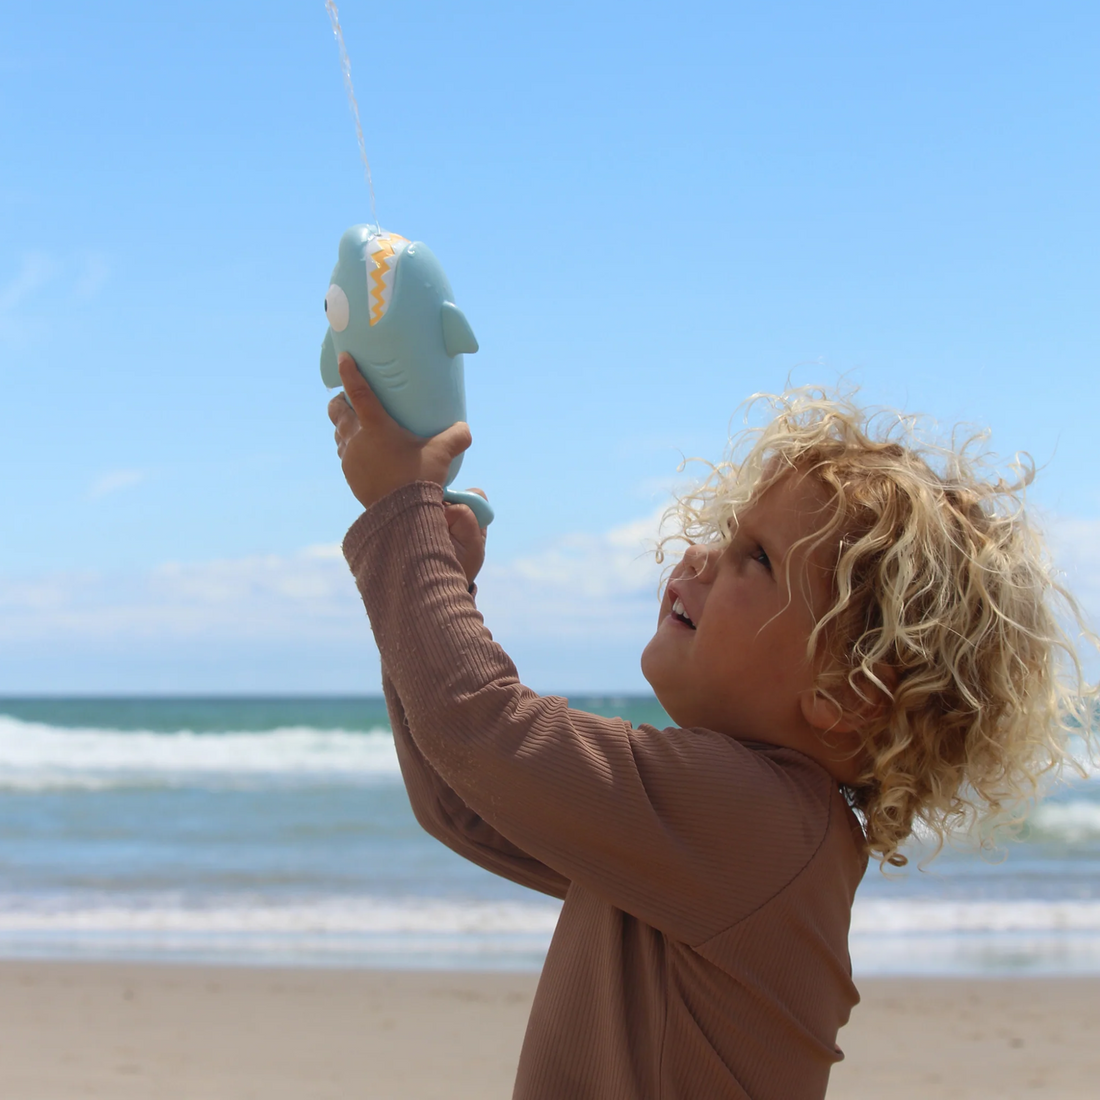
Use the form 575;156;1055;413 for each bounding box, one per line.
324;283;349;332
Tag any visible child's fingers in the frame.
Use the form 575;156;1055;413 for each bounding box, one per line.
445;503;482;545
455;490;490;536
426;421;473;468
337;353;391;429
327;391;359;437
444;498;488;587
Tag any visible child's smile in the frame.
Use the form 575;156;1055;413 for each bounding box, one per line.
669;595;696;629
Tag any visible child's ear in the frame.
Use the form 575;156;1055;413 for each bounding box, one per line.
800;665;896;735
800;690;856;734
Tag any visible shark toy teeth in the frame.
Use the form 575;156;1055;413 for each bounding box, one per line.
321;224;493;528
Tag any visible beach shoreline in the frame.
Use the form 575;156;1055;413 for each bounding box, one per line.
2;960;1098;1099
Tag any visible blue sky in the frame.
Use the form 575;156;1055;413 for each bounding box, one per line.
1;0;1097;693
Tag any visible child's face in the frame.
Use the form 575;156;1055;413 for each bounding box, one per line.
642;472;845;759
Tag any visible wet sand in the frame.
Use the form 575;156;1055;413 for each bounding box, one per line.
1;961;1097;1099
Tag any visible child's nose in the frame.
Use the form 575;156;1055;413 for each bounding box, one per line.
682;543;719;582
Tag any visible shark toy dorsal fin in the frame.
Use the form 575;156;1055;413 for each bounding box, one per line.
441;301;479;357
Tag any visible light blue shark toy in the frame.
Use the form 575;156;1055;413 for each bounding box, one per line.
321;224;494;528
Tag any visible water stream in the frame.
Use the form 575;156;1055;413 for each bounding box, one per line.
325;0;380;231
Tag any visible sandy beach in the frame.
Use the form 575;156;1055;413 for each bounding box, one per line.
1;962;1098;1099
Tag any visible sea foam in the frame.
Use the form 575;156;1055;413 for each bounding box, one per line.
851;898;1100;934
0;714;399;789
5;897;1095;937
0;896;561;935
1030;799;1100;842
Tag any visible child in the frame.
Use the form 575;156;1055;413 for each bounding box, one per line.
328;355;1095;1100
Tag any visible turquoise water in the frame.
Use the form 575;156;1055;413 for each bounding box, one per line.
0;695;670;734
2;696;1099;973
0;696;659;970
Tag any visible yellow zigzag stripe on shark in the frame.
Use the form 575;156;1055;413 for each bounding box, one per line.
368;234;408;325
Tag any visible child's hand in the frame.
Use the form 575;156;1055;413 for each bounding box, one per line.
445;491;489;587
328;353;472;510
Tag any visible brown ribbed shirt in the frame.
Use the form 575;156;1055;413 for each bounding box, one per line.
344;482;867;1100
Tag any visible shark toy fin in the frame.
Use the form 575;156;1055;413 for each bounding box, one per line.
441;302;479;357
320;329;341;388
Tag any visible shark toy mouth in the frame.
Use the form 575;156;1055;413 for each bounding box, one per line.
365;230;410;325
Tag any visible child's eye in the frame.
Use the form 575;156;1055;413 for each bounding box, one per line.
752;546;772;573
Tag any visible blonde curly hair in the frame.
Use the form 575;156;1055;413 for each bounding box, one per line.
660;387;1097;867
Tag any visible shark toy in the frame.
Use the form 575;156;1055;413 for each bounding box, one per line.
321;224;494;528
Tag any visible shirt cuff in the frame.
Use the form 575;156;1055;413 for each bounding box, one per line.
342;481;446;574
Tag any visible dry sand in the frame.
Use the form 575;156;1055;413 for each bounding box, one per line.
1;961;1097;1099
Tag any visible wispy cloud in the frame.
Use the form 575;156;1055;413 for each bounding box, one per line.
1048;517;1100;625
0;253;56;339
73;253;111;300
478;508;670;642
4;508;1099;667
0;544;361;644
0;508;675;650
88;469;147;501
0;250;110;342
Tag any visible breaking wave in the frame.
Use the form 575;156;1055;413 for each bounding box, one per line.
0;715;399;790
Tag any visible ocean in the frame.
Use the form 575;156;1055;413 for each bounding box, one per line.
2;696;1099;975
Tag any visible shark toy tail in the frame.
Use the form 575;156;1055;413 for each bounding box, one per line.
443;488;495;530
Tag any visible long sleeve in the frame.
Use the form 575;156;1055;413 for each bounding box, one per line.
382;668;569;899
346;483;867;1100
345;483;833;948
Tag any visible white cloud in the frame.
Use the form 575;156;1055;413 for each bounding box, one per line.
478;508;670;642
0;253;55;339
1048;516;1100;626
0;253;54;312
88;469;147;500
73;253;111;300
5;507;1098;680
0;508;680;653
0;250;110;342
0;547;362;644
6;499;1100;697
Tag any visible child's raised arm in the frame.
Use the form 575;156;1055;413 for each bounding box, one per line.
345;483;846;949
382;669;569;900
